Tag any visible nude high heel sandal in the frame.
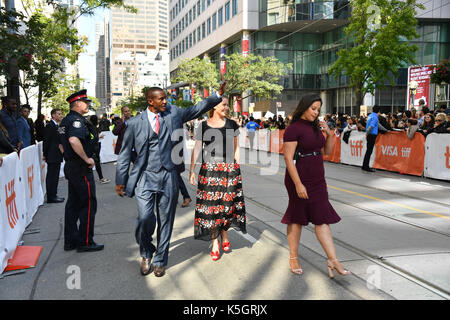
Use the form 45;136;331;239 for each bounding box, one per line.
327;259;351;278
289;257;303;275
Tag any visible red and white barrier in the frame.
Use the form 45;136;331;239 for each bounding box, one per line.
0;152;29;273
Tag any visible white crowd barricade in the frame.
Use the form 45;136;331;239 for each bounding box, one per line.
19;145;44;226
37;142;47;196
0;152;29;274
256;129;270;152
340;131;375;168
239;127;249;149
99;131;118;163
424;133;450;180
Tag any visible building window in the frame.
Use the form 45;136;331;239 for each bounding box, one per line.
197;1;201;16
232;0;238;16
193;30;197;45
202;22;206;39
218;7;223;26
202;0;206;12
197;26;201;42
225;1;230;21
212;12;217;31
193;4;196;20
207;17;211;35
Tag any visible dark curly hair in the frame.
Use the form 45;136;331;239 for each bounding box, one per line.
289;94;322;133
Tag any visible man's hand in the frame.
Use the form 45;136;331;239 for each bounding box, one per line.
115;184;125;197
86;158;95;169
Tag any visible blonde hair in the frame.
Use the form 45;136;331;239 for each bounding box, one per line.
435;113;446;122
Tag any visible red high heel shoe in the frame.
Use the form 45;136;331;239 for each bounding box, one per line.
210;250;220;261
210;241;221;261
222;241;230;252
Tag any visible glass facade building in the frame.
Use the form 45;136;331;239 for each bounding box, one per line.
169;0;450;114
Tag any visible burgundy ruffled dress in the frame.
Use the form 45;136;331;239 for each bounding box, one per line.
281;118;341;226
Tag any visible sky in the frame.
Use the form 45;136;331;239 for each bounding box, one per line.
77;7;107;96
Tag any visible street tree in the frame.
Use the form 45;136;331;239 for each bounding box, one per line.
1;0;135;113
224;53;292;102
172;57;220;102
329;0;425;108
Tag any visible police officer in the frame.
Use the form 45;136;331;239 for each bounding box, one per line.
58;89;104;252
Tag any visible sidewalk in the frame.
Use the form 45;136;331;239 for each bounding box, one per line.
0;162;394;300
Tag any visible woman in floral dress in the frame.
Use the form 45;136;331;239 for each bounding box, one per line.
189;97;246;261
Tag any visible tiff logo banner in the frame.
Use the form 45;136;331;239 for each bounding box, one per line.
5;179;19;229
350;140;363;157
27;165;34;199
446;146;450;169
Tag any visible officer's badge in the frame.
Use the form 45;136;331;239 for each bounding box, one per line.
73;121;81;128
58;127;65;134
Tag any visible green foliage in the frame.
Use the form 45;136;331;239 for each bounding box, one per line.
1;0;135;114
172;57;220;94
430;59;450;84
329;0;424;105
116;87;149;114
174;99;194;108
224;53;292;100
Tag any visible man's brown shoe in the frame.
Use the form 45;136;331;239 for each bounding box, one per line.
181;198;192;207
140;258;153;276
154;265;166;277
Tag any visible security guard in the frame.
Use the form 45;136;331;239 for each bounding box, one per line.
58;89;104;252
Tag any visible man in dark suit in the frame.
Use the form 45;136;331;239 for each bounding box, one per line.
44;108;65;203
115;83;226;277
112;105;131;155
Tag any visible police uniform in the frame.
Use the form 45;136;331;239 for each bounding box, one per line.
58;90;104;252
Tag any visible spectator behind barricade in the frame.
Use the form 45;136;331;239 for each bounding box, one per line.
112;105;132;155
0;112;17;156
0;96;21;149
87;115;111;184
418;106;430;127
356;118;366;131
17;104;32;148
98;113;111;131
325;113;336;130
378;113;392;134
342;116;357;144
420;113;435;137
35;113;46;142
405;118;419;140
411;107;417;119
24;105;36;145
388;113;399;129
428;113;448;134
398;110;411;129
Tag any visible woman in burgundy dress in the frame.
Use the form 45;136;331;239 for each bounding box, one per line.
282;94;350;278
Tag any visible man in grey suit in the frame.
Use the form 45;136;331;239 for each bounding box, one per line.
115;83;226;277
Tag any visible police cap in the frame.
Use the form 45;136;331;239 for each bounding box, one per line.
66;89;92;104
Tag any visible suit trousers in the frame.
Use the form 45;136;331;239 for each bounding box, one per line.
134;169;179;266
362;134;377;170
46;162;61;200
64;164;97;247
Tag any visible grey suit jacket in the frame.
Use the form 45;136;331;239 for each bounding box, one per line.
115;94;222;197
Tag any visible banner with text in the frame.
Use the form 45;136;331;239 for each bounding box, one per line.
0;153;28;273
373;131;425;176
19;145;44;225
340;131;375;167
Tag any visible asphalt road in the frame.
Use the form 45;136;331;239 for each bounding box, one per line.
1;147;449;301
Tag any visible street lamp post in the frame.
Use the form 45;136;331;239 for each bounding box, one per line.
409;79;418;110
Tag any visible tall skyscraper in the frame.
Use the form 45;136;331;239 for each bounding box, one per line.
109;0;170;108
95;17;111;114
